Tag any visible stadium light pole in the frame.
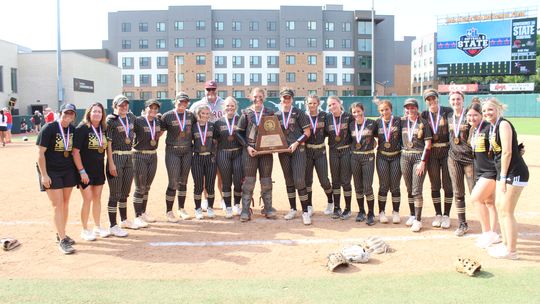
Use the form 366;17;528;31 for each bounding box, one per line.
56;0;64;107
371;0;375;98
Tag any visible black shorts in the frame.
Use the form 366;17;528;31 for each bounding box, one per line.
0;126;7;131
501;172;529;186
77;174;106;189
475;171;497;183
48;169;77;189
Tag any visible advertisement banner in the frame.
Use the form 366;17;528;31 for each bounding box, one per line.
437;84;479;93
489;83;535;92
74;78;95;93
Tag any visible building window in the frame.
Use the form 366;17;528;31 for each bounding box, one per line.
358;39;372;52
307;21;317;30
174;21;184;30
250;73;261;84
214;38;224;48
175;56;184;65
215;56;226;67
232;21;241;31
124;92;134;99
215;73;226;83
196;20;206;30
156;22;166;32
214;21;224;31
342;74;353;84
325;39;335;49
325;22;334;31
175;38;184;48
307;38;317;48
196;38;206;47
358;55;372;68
307;90;317;96
307;55;317;65
122;57;134;69
307;73;317;82
267;38;277;48
232;38;241;48
342;90;354;97
325;73;337;84
286;21;295;30
121;23;131;32
342;56;353;67
267;90;278;97
157;74;168;85
157;56;168;68
139;39;148;49
196;55;206;65
177;73;184;82
140;91;152;100
250;56;261;67
286;72;296;83
139;22;148;32
157;91;168;99
196;73;206;83
249;21;259;31
233;90;245;98
325;56;337;67
156;39;166;49
249;38;259;48
140;74;151;86
267;21;276;31
267;56;278;67
342;39;352;49
139;57;151;68
232;73;244;85
232;56;243;67
267;73;278;84
342;22;351;32
358;21;372;34
196;90;205;98
217;91;227;98
123;75;133;85
121;40;131;49
325;90;338;96
285;38;295;47
286;55;296;65
358;73;371;86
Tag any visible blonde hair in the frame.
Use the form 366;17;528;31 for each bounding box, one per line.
250;87;265;99
304;94;320;107
194;104;211;120
224;96;238;108
377;99;393;111
327;95;344;112
481;97;507;117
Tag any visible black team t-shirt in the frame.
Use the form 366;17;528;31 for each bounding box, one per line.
36;121;75;172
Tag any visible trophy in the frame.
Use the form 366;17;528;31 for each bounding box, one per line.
254;116;290;155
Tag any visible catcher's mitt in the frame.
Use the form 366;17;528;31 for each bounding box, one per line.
341;245;370;263
455;257;481;276
361;236;390;254
327;252;349;271
1;238;21;251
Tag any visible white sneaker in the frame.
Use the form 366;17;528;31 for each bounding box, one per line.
80;229;96;241
207;207;216;219
134;216;149;228
406;215;416;226
379;211;388;224
195;208;204;220
284;209;297;220
488;244;518;260
324;203;334;215
307;206;314;217
109;225;128;237
432;215;442;227
220;199;226;210
232;204;241;216
411;220;423;232
120;219;139;230
166;211;179;223
225;207;233;219
440;215;451;229
93;226;111;238
302;212;312;225
201;199;208;211
178;208;191;220
475;231;501;249
141;213;156;223
392;211;401;224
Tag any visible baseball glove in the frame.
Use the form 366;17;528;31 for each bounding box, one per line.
455;257;482;276
327;252;349;271
341;245;370;263
361;236;390;254
1;238;21;251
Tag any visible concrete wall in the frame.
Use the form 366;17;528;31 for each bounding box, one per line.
0;39;19;108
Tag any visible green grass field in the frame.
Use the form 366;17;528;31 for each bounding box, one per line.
507;118;540;135
2;267;539;304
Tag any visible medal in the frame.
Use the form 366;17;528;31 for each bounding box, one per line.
180;132;186;138
308;113;319;135
145;115;157;147
174;110;187;136
225;114;237;139
228;135;234;141
58;121;71;157
282;108;293;134
381;115;393;149
452;109;465;146
91;125;104;154
407;142;414;148
118;115;131;145
407;117;418;149
150;140;157;146
433;134;439;141
354;119;366;149
200;146;207;152
471;121;484;151
332;113;343;142
429;107;441;142
488;118;500;156
488;150;493;159
197;122;208;152
98;147;105;154
453;137;460;145
355;143;361;149
284;129;290;135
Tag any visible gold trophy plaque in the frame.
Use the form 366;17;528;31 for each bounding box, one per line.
255;116;290;155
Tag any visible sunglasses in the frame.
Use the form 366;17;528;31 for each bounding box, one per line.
206;88;216;92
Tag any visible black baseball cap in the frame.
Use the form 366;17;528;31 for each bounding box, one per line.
280;87;294;97
403;98;419;108
60;103;77;114
145;99;161;108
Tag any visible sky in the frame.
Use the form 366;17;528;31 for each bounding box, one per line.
0;0;538;50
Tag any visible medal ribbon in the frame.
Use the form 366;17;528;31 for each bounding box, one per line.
452;109;465;141
382;115;393;143
57;121;70;152
145;116;156;141
174;110;187;133
429;106;441;137
91;125;103;148
118;115;130;139
472;120;484;151
307;112;319;134
254;109;264;127
407;118;418;144
332;113;343;137
488;118;500;152
225;115;237;136
282;109;293;131
197;122;208;146
355;120;366;144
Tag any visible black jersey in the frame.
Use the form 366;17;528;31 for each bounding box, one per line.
237;106;275;148
490;118;529;179
471;120;496;177
106;113;136;152
73;123;107;171
133;116;162;150
275;107;310;145
36;121;75;172
214;115;242;150
324;112;352;150
305;111;327;145
421;106;452;144
161;109;196;147
401;116;432;152
447;109;473;163
349;118;377;152
192;121;216;154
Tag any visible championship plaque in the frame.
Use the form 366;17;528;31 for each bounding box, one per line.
255;116;289;155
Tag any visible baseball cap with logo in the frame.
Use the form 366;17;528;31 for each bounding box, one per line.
423;89;439;101
113;95;129;107
175;92;190;102
280;87;295;97
204;80;217;89
60;103;77;114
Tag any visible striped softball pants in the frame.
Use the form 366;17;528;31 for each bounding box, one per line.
329;148;352;210
107;154;133;227
132;152;157;217
427;147;453;216
448;157;474;224
242;150;273;212
351;152;375;213
192;154;217;209
305;147;333;207
165;146;192;211
376;153;401;213
400;152;426;220
217;148;243;207
278;145;308;212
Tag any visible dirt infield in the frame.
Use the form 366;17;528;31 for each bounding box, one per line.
1;135;539;280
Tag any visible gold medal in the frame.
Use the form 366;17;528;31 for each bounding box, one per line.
384;142;391;149
180;132;186;138
433;134;439;141
98;147;104;154
124;138;131;145
335;136;341;142
284;129;290;135
453;137;460;145
64;151;70;158
488;151;493;159
355;143;361;149
407;142;414;148
150;140;157;147
228;135;235;142
200;146;206;152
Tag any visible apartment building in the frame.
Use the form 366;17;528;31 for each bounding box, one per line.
410;33;437;95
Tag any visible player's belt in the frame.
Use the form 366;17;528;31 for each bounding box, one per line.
336;145;350;150
378;150;400;156
133;149;157;154
306;143;325;149
195;152;211;156
432;142;450;148
402;150;423;154
112;150;132;155
353;149;375;155
222;148;241;152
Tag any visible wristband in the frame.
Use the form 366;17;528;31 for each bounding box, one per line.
500;175;507;180
79;169;86;175
296;134;307;144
